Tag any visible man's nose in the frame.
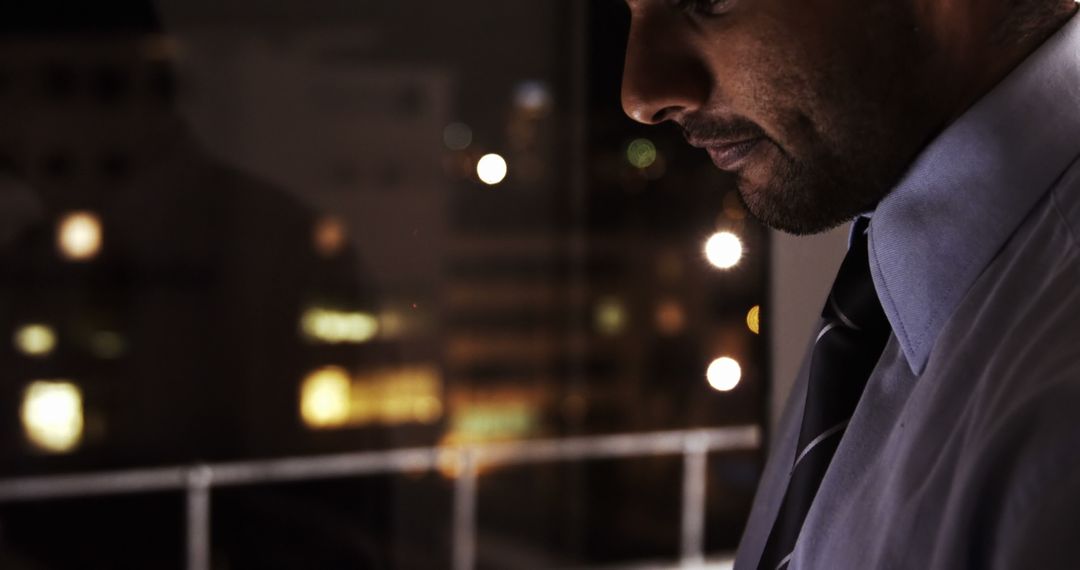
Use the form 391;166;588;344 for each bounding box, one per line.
621;13;710;125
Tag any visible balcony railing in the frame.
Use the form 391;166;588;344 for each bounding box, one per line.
0;426;760;570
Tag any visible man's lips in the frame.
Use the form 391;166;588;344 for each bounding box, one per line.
686;136;764;171
702;137;764;170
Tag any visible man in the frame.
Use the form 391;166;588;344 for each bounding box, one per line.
621;0;1080;569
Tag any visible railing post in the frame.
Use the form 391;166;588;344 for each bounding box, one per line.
680;432;708;567
452;447;478;570
186;465;213;570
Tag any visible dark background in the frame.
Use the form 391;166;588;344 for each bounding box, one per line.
0;1;769;567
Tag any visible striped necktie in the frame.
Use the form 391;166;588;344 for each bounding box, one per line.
757;222;891;570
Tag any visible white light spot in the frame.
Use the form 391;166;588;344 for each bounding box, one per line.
707;357;742;392
705;231;743;269
21;381;84;453
57;211;103;261
477;153;508;185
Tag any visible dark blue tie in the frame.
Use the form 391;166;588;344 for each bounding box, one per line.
757;222;891;570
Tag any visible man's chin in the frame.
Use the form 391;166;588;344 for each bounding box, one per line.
734;176;860;236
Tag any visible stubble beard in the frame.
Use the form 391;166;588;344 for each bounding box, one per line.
730;1;936;236
733;137;895;235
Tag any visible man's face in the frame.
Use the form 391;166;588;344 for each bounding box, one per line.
622;0;944;234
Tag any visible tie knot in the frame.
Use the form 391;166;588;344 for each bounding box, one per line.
823;229;889;334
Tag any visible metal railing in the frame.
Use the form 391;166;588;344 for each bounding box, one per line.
0;426;760;570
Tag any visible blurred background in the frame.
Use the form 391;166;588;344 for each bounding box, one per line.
0;1;849;568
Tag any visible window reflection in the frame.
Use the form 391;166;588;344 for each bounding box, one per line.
0;1;768;567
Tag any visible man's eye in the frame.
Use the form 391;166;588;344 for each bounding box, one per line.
673;0;732;16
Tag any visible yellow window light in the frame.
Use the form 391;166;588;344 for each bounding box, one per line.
747;305;761;335
300;308;379;344
300;365;443;430
300;367;351;428
14;324;57;357
21;381;84;453
57;211;103;261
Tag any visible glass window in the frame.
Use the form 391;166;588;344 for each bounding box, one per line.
0;2;768;567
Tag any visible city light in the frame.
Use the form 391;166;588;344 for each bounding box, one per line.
312;216;346;257
747;305;761;335
57;211;103;261
704;231;743;269
351;365;443;426
21;380;84;453
452;404;536;439
14;324;56;357
443;122;474;150
655;300;687;336
514;80;552;115
442;391;542;446
706;357;742;392
300;308;379;344
594;297;627;335
476;153;508;185
378;309;405;339
412;395;444;424
300;367;351;429
626;138;657;169
90;330;126;359
300;365;443;430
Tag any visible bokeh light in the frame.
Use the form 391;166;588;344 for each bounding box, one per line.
21;380;84;453
477;153;508;185
443;122;473;150
412;396;444;424
594;298;627;335
514;80;552;115
14;324;56;357
655;300;686;336
704;231;743;269
351;365;443;426
747;305;761;335
626;138;657;169
300;367;351;429
706;357;742;392
57;211;103;261
90;331;127;359
313;216;347;257
301;308;379;344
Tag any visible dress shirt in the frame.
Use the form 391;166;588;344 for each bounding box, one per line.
736;11;1080;570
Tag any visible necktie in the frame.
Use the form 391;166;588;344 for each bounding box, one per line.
757;222;891;570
